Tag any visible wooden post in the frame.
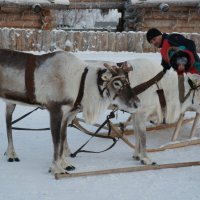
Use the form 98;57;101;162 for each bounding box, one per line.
171;113;185;141
190;112;200;138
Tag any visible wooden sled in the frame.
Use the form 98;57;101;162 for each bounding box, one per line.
72;112;200;153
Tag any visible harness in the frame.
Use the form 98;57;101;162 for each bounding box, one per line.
71;67;88;111
70;68;132;156
25;54;37;104
132;70;167;123
178;75;200;104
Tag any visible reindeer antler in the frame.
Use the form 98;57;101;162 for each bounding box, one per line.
121;61;133;72
104;63;118;75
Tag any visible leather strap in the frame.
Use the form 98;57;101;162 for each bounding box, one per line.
132;70;167;123
71;67;88;111
156;89;166;123
178;75;185;103
25;55;37;103
132;70;166;95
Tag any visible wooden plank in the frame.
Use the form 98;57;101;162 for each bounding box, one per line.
147;139;200;153
129;1;199;8
55;161;200;179
0;13;41;21
109;121;200;153
0;20;41;28
144;13;200;20
111;117;194;136
144;7;195;13
67;2;124;9
96;31;109;51
87;31;97;51
108;32;116;52
82;31;90;51
0;6;23;13
115;32;127;51
0;1;70;10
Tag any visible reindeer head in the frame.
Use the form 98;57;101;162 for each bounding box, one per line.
96;62;140;113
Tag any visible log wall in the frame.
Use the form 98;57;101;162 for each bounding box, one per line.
140;7;200;33
0;28;200;53
123;1;200;33
0;6;55;30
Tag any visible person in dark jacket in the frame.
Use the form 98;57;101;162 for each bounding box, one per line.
146;28;200;75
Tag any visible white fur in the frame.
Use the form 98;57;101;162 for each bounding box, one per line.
2;51;139;174
127;58;200;164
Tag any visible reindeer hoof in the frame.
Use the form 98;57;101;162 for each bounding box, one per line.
152;162;157;165
7;157;20;162
14;158;20;162
141;160;145;165
65;166;75;171
8;158;14;162
133;155;140;161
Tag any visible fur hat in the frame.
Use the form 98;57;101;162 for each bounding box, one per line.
146;28;162;43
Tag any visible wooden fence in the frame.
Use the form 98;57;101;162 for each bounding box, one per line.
0;28;200;52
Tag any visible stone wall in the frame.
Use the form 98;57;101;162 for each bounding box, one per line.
0;28;200;53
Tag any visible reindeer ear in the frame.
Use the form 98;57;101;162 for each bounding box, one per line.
101;71;112;81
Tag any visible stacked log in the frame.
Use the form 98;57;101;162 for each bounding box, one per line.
123;1;200;33
0;29;199;52
0;6;54;30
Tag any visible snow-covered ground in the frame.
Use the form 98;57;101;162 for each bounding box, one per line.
0;52;200;200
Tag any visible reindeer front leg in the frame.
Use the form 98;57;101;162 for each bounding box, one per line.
132;113;155;165
62;109;81;157
5;103;19;162
48;104;66;174
59;118;75;171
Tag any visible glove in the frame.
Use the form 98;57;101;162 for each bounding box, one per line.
194;62;200;73
179;45;186;51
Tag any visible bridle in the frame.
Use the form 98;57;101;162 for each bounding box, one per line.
181;77;200;104
98;74;131;101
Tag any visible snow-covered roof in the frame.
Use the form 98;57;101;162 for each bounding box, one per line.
130;0;199;6
0;0;70;9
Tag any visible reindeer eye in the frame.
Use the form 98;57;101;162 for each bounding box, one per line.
113;80;122;88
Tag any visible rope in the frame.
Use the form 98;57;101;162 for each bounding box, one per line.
11;107;50;131
70;110;118;158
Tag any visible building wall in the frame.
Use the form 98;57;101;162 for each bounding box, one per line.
140;7;200;33
0;6;54;30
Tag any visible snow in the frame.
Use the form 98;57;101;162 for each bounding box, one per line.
0;52;200;200
5;0;70;5
130;0;198;3
55;9;120;29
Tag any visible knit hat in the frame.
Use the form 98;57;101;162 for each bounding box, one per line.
146;28;162;43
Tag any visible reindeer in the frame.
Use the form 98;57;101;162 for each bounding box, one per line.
84;59;200;165
0;49;140;175
124;58;200;165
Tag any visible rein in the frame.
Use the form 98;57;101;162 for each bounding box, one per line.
131;70;167;123
11;107;119;156
131;70;166;95
11;107;50;131
70;110;118;158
